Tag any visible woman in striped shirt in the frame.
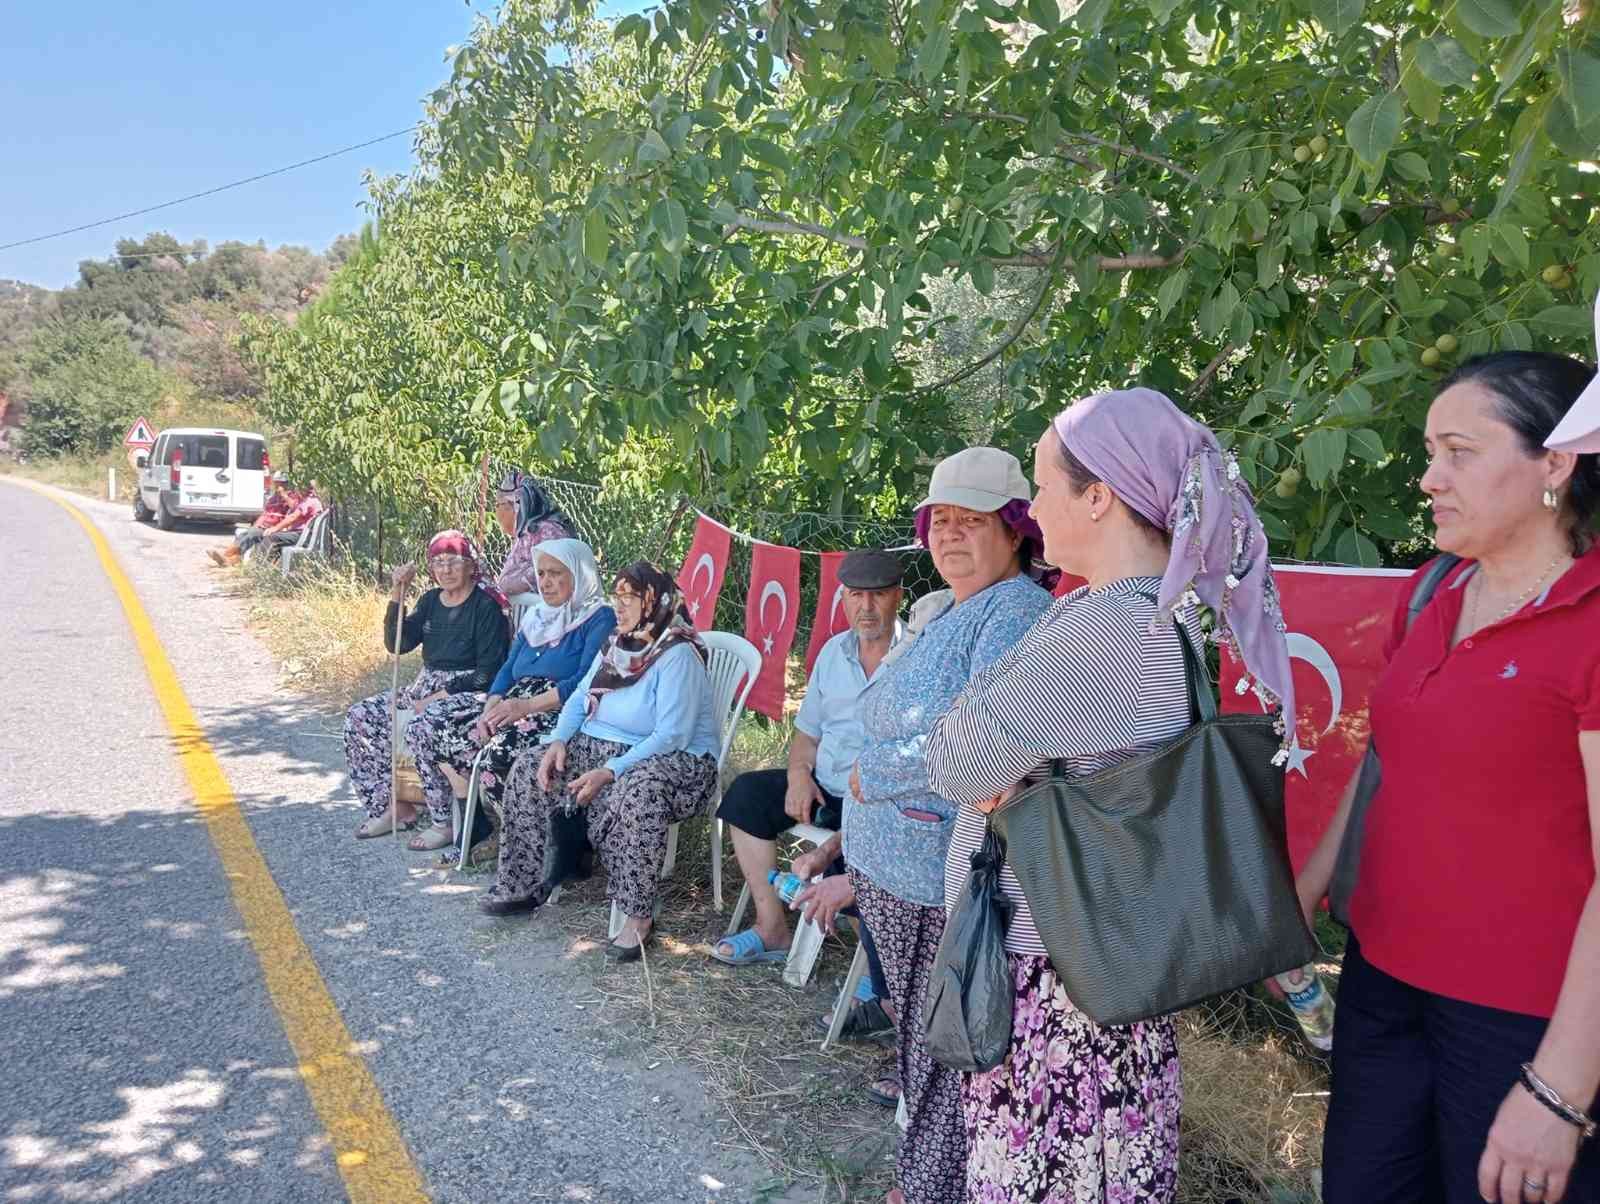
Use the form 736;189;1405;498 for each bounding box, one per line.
927;389;1296;1203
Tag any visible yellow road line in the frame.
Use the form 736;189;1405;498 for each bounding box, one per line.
6;478;429;1204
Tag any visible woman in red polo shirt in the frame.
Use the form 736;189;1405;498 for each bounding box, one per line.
1297;352;1600;1204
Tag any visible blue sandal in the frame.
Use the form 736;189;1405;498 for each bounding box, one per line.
709;928;788;966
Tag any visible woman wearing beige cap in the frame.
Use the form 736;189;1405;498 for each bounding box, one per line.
829;446;1055;1204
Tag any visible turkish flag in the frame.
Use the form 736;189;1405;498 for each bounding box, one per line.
677;514;731;631
1221;565;1413;872
1052;571;1088;597
804;551;850;674
742;543;803;719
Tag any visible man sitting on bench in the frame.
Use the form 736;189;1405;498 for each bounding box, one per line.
711;549;903;970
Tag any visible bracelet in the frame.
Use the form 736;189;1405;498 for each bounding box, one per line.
1520;1063;1598;1142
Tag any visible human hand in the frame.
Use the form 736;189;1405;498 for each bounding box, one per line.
791;841;838;881
1477;1078;1584;1203
537;740;567;792
849;764;863;803
795;874;854;933
391;562;418;597
569;767;615;807
784;774;823;825
973;784;1018;815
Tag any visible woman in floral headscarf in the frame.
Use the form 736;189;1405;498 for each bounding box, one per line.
494;470;580;596
484;561;721;961
926;389;1295;1203
404;539;617;866
347;530;510;848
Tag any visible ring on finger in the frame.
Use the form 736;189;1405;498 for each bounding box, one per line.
1523;1176;1547;1197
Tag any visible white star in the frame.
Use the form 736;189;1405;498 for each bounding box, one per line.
762;634;774;655
1284;736;1315;779
689;599;701;618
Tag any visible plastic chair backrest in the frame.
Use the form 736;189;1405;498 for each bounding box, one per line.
507;591;539;630
699;631;762;768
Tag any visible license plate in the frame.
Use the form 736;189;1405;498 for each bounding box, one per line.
185;492;225;503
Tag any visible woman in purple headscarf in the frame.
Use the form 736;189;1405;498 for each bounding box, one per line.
926;388;1295;1203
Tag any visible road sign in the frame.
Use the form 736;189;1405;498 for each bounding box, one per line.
123;416;156;448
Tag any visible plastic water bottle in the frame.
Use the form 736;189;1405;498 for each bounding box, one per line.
1273;965;1335;1051
767;869;815;905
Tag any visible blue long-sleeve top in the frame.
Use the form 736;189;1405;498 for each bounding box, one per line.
552;641;720;777
487;607;617;701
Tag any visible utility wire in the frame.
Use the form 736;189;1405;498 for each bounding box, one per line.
0;127;417;253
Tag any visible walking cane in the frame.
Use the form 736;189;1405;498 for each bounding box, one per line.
389;581;406;842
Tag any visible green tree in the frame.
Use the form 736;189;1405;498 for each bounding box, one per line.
20;318;169;455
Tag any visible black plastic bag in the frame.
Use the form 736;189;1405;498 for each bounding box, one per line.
922;822;1015;1072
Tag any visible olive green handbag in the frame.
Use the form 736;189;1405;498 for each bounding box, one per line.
991;624;1317;1026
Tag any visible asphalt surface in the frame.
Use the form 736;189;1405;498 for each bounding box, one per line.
0;479;761;1203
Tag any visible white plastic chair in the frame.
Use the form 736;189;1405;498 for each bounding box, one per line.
607;630;761;938
724;821;838;987
279;508;332;575
506;591;539;629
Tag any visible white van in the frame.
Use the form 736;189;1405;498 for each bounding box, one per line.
133;427;270;529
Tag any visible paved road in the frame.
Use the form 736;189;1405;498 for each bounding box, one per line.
0;480;757;1203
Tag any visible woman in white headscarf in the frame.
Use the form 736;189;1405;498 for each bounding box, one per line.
405;539;616;861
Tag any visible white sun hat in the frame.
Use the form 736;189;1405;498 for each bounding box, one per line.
1545;290;1600;453
915;446;1032;512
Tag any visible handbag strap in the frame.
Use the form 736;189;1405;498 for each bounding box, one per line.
1132;590;1215;725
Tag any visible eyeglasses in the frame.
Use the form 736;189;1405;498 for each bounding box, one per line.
611;589;641;605
429;555;468;570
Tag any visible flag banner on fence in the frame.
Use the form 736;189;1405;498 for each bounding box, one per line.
677;514;732;631
743;543;803;719
1052;570;1088;597
1221;564;1414;872
805;551;850;674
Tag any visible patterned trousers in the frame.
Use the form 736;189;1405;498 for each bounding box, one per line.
403;676;560;821
493;731;717;917
851;872;968;1204
343;667;474;821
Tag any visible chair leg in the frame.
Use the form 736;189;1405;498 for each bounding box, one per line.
608;900;625;940
783;914;827;988
660;822;679;879
456;748;487;872
726;882;752;938
711;815;724;912
822;941;869;1051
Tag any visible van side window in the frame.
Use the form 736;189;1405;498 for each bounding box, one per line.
236;438;267;470
154;435;170;465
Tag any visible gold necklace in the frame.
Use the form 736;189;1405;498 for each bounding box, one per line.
1467;554;1569;633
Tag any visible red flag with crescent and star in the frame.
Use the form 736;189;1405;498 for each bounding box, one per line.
804;551;850;675
677;514;732;631
1220;564;1414;872
742;543;803;719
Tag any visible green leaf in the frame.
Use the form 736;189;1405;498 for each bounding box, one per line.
971;258;996;296
1488;222;1530;271
636;129;672;164
1401;49;1443;123
914;24;952;82
1147;0;1180;22
1391;151;1431;183
1557;49;1600;132
1454;0;1521;39
1303;428;1349;487
1267;180;1303;203
1531;305;1592;338
1025;0;1059;31
1491;101;1547;219
1311;0;1365;38
583;209;609;267
1348;428;1388;462
1156;268;1189;318
1415;36;1479;88
1335;527;1382;567
1071;0;1112;33
1491;5;1556;106
1346;92;1403;169
1328;341;1356;378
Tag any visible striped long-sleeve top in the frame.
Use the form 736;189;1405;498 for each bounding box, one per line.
925;576;1200;956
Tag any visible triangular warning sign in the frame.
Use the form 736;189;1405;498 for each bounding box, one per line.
123;417;156;446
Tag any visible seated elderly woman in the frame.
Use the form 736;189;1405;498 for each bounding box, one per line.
347;530;510;847
404;539;616;865
795;447;1054;1204
482;561;719;961
494;471;579;597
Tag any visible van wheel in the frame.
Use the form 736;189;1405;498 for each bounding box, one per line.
155;498;177;531
132;492;152;523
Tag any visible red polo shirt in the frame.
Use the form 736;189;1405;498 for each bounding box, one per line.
1350;548;1600;1017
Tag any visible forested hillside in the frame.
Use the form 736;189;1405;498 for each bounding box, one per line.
1;232;355;456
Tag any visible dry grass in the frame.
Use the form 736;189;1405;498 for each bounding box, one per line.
6;449;134;502
235;566;1333;1201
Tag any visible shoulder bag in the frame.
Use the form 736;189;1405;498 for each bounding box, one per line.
991;622;1316;1026
1327;554;1460;923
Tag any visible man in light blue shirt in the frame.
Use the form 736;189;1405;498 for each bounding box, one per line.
710;550;903;969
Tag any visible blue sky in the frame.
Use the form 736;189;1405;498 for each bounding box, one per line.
1;0;646;289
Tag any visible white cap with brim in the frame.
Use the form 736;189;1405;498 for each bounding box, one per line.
1545;291;1600;454
915;445;1032;512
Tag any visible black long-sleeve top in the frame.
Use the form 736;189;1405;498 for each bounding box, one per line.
383;588;510;693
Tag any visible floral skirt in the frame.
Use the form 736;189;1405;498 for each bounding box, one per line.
962;954;1180;1204
343;666;475;820
404;676;559;820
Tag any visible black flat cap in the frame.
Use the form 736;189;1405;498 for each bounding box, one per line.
838;549;903;589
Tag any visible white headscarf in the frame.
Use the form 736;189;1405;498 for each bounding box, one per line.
518;539;605;648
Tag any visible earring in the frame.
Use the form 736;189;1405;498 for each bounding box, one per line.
1543;487;1560;512
1090;512;1101;523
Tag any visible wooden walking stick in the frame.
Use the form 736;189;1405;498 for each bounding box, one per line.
389;569;407;842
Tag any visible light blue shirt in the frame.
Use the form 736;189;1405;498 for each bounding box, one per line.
843;575;1054;906
793;623;904;798
552;641;719;776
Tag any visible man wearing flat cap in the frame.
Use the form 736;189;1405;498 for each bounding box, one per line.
711;549;905;969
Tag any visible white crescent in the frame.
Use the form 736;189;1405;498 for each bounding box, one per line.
759;579;789;634
828;583;846;629
689;553;716;600
1285;631;1343;735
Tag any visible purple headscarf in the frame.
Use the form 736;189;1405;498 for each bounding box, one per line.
914;498;1061;591
1052;388;1295;746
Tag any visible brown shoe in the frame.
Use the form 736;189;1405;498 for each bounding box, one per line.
207;549;228;567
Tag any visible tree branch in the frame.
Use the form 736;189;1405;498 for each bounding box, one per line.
724;213;1187;271
953;110;1200;183
1187;344;1238;399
